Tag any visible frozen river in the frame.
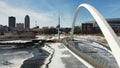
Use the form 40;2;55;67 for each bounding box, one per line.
0;35;119;68
0;48;34;68
0;48;49;68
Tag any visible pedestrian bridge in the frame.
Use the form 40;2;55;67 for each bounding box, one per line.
70;3;120;68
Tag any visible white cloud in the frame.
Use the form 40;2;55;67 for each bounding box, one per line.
0;1;58;28
60;14;73;27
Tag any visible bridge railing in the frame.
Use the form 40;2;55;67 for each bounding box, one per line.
62;39;106;68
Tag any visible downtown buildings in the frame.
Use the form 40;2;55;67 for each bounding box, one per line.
3;15;35;40
8;15;30;30
1;14;120;36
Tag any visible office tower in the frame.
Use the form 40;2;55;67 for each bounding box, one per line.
9;16;16;28
25;15;30;29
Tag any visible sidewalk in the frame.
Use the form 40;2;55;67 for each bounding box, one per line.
49;43;88;68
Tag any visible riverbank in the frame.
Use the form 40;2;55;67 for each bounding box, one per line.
20;48;50;68
0;46;51;68
0;48;33;68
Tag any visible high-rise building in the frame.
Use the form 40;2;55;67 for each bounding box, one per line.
9;16;16;28
25;15;30;29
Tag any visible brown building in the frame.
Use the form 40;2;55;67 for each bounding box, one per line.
81;23;94;34
16;23;24;31
81;18;120;34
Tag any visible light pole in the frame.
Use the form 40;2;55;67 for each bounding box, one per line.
58;16;60;39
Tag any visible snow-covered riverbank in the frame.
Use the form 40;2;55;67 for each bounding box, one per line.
0;48;34;68
0;47;50;68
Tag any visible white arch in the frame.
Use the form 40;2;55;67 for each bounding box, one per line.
71;3;120;67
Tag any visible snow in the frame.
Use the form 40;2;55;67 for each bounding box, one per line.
48;43;92;68
0;40;31;43
0;49;34;68
49;43;66;68
74;37;113;55
0;35;118;68
36;35;46;40
6;58;31;68
73;36;119;67
36;35;66;40
92;42;112;54
41;44;54;68
63;44;94;68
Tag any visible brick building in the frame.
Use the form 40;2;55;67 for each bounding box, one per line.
81;18;120;34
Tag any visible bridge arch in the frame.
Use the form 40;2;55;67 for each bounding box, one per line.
71;3;120;67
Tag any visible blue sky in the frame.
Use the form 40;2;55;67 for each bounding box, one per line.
0;0;120;28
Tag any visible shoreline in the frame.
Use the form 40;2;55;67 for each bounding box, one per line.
20;43;54;68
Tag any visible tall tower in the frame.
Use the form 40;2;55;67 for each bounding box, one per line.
25;15;30;29
58;16;60;39
9;16;16;28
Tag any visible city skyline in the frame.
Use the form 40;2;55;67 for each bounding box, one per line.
8;15;30;29
0;0;120;28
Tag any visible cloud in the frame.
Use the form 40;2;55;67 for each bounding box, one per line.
0;1;58;28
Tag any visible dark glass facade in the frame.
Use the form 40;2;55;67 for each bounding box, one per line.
25;15;30;29
9;16;16;28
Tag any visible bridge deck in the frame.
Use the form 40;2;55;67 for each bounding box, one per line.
49;43;88;68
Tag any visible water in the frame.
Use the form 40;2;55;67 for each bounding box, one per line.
0;48;34;68
0;47;49;68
